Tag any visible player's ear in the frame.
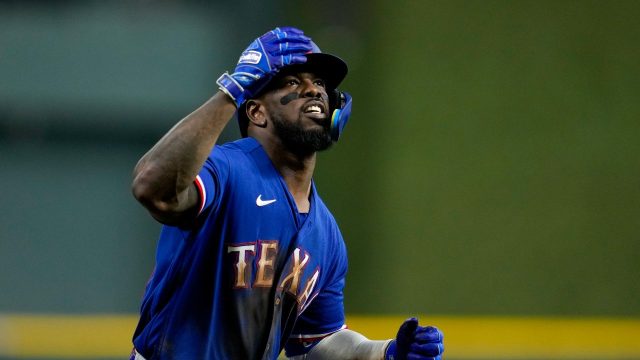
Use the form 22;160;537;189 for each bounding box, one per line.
246;100;267;128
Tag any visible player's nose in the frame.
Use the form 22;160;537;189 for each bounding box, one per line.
300;79;323;99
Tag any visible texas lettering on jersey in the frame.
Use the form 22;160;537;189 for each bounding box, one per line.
133;138;348;359
228;242;320;313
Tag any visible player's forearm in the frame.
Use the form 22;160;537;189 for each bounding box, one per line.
132;91;236;215
292;329;391;360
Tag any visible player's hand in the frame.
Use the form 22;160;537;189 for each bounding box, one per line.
385;318;444;360
216;26;313;107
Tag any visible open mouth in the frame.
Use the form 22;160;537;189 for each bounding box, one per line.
302;102;326;120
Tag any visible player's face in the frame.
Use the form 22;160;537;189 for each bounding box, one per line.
263;71;333;154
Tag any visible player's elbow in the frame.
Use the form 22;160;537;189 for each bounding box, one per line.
132;169;194;225
132;178;150;204
131;170;170;212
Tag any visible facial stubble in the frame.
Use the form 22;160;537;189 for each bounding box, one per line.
271;111;333;156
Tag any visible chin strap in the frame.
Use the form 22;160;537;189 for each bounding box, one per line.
330;91;352;142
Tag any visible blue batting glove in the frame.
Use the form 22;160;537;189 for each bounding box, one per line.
386;318;444;360
216;27;313;107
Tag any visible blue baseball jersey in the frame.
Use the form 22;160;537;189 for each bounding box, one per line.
132;137;348;359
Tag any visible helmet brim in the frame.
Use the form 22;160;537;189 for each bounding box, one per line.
302;53;348;90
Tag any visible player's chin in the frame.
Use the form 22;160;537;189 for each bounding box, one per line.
295;127;333;153
297;116;328;132
275;115;332;154
307;123;330;136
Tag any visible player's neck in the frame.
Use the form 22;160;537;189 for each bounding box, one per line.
259;137;315;212
272;149;315;208
254;133;316;173
252;133;316;211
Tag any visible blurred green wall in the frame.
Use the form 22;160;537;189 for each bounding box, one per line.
1;0;639;318
307;0;640;316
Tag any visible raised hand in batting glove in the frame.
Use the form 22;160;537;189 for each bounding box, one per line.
216;27;313;107
385;318;444;360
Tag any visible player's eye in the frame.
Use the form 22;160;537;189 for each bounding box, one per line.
314;79;326;88
286;78;300;87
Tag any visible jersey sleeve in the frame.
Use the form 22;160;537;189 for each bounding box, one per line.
284;236;348;356
193;146;231;216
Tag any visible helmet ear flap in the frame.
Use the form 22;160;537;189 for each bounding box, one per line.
329;88;342;112
329;90;352;142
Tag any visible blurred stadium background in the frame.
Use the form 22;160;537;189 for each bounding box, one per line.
1;0;639;359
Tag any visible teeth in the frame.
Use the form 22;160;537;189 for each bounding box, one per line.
305;105;322;114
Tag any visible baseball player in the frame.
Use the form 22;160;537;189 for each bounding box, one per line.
130;27;444;359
